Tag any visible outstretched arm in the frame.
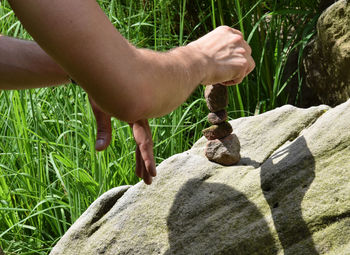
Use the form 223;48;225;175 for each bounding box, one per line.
8;0;254;123
0;34;156;184
0;35;70;89
5;0;254;185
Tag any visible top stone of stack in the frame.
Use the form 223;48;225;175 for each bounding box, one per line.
204;84;228;112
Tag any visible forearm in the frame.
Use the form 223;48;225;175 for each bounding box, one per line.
8;0;205;122
8;1;255;122
134;46;204;119
0;35;70;89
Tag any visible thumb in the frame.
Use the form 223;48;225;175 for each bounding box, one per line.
89;97;112;151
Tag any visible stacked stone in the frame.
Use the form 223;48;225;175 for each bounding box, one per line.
203;84;241;166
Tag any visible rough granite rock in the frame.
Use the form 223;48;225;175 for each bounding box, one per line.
202;121;233;140
204;84;228;112
205;134;240;165
304;0;350;106
51;101;350;255
207;110;228;124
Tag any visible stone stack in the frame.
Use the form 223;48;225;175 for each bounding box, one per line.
203;84;241;165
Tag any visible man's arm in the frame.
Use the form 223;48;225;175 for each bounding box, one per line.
8;0;254;123
0;34;156;184
0;35;70;89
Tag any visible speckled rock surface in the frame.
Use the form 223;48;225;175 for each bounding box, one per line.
51;101;350;255
304;0;350;106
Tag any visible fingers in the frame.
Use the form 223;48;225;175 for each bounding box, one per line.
89;97;112;151
220;45;255;86
220;80;240;86
219;25;243;37
138;141;157;177
130;123;145;180
194;25;255;86
135;145;152;185
246;54;255;75
135;144;143;178
230;39;255;82
89;98;156;184
220;56;255;86
131;119;156;185
134;119;156;177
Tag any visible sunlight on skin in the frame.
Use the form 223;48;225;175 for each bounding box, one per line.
4;0;253;185
0;33;156;185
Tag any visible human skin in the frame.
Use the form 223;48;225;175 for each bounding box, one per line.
4;0;255;184
0;35;70;88
7;0;254;122
0;36;114;151
0;35;156;183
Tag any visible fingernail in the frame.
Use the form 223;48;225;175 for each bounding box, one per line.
95;139;105;151
150;167;157;177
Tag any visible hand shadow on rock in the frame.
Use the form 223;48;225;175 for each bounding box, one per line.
260;136;319;255
164;178;278;255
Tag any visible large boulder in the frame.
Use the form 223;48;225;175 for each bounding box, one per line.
303;0;350;106
51;100;350;255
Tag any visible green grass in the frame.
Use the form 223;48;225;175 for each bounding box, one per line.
1;0;321;254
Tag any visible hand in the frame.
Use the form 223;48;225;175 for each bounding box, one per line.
187;25;255;86
89;98;156;185
129;119;156;185
89;97;112;151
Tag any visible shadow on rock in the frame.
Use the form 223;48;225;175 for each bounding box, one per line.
165;178;278;255
260;136;319;255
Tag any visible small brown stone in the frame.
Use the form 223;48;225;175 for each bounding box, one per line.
208;110;228;125
205;134;241;166
202;121;233;140
204;84;228;112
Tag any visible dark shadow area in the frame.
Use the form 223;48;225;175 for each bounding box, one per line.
260;136;319;255
165;178;278;255
238;157;261;168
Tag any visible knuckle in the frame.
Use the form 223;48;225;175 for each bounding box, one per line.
219;25;232;31
145;160;153;171
252;60;256;69
233;28;243;36
139;139;153;150
247;44;252;54
230;34;244;45
236;47;247;55
241;58;248;67
234;33;244;42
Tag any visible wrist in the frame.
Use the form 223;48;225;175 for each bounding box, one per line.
183;42;211;85
129;46;209;119
172;44;208;87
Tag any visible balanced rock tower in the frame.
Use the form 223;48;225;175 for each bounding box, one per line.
203;84;240;165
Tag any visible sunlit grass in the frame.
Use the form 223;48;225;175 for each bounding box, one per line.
0;0;321;253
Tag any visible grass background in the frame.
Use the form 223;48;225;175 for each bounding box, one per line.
0;0;322;254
